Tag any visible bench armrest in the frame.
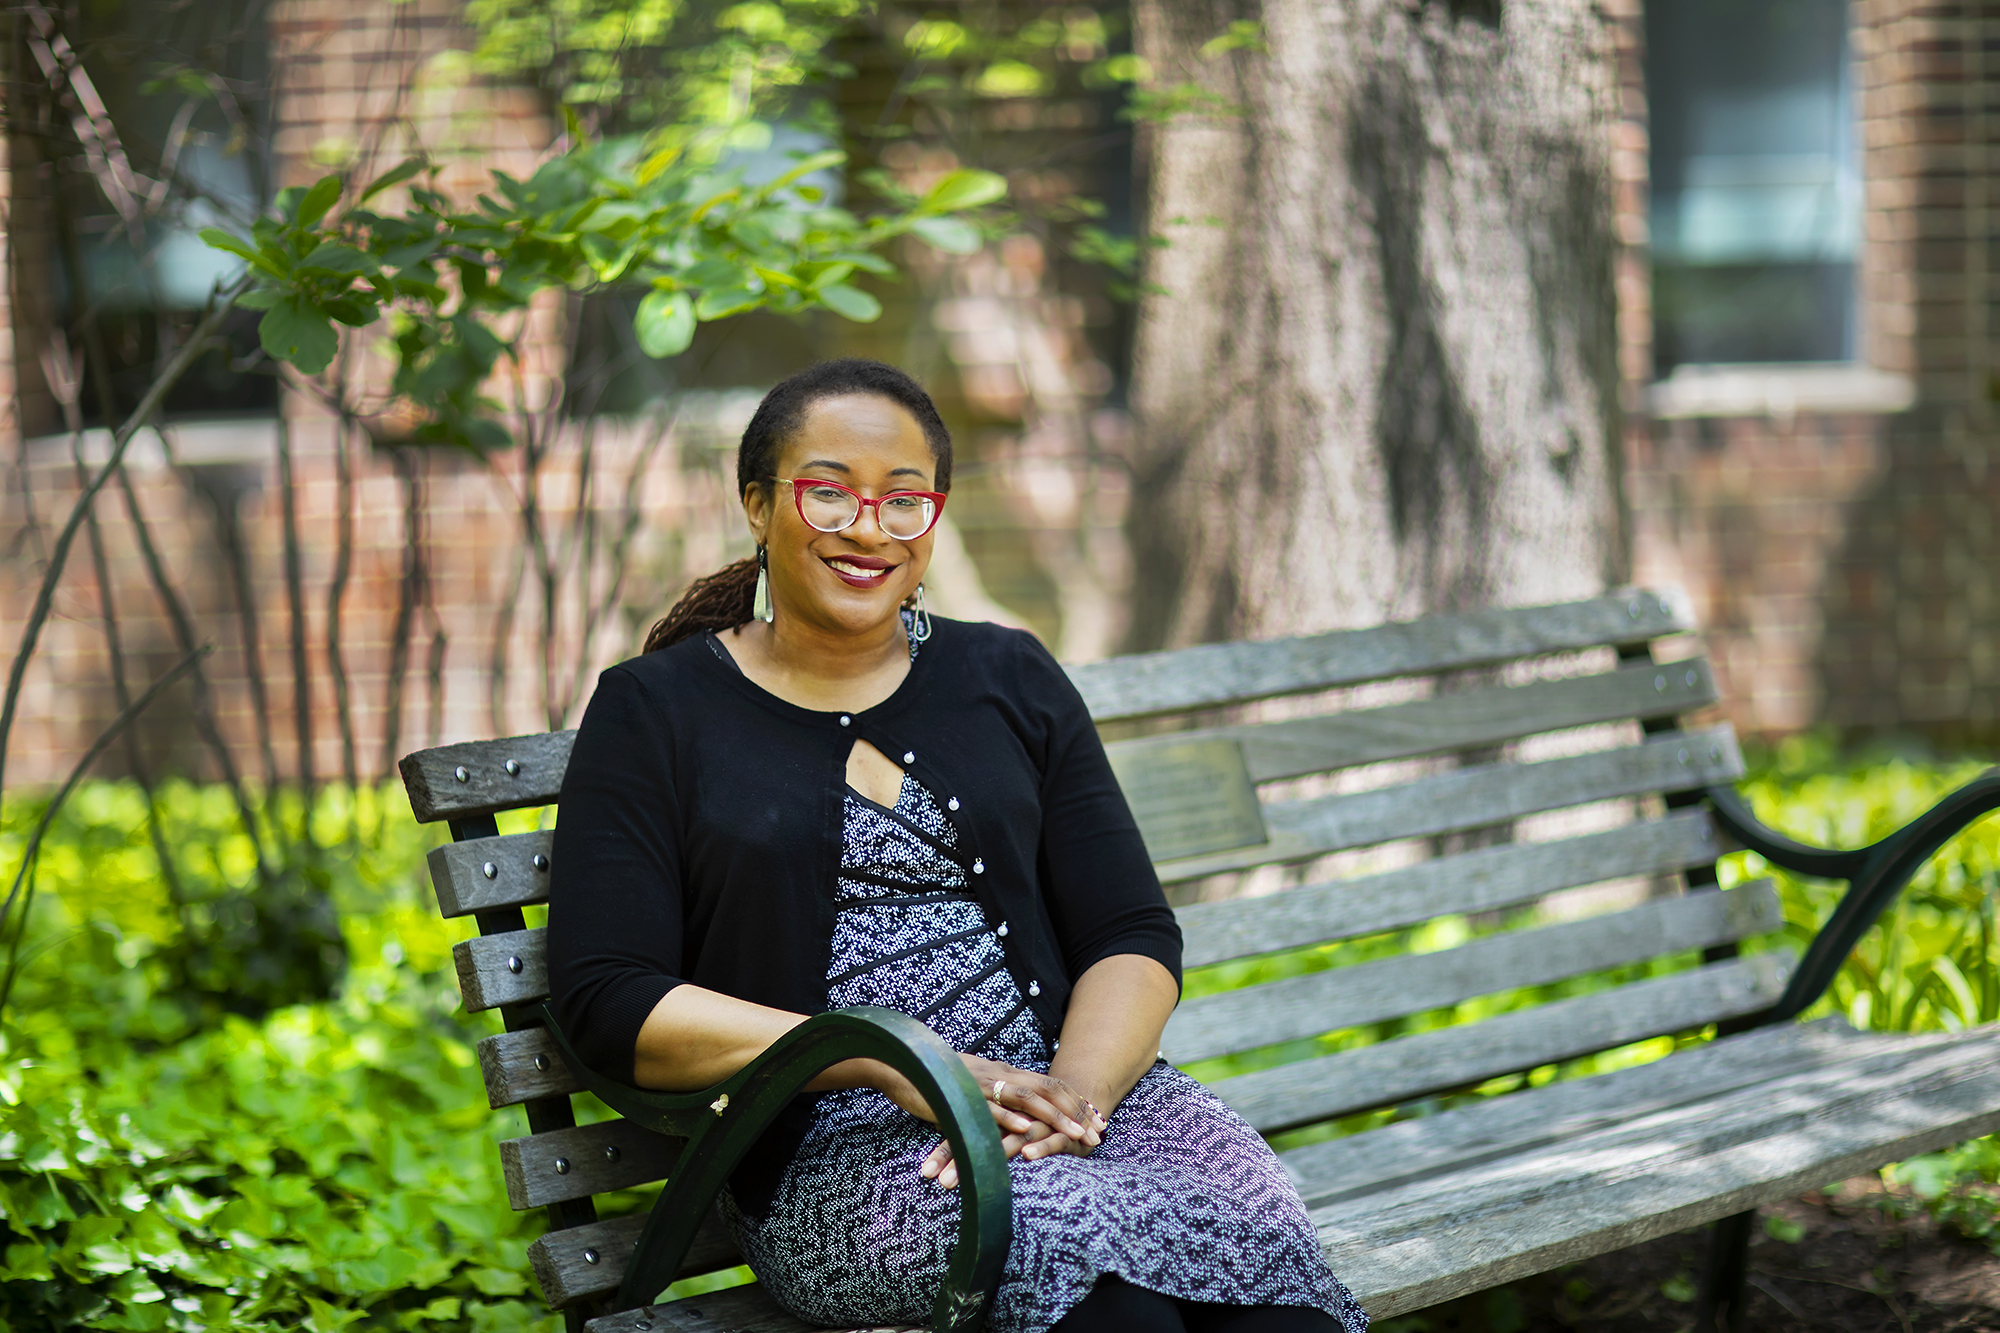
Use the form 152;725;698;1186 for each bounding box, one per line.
538;1004;1010;1332
1707;770;2000;1024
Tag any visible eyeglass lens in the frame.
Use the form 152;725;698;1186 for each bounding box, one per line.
798;484;936;540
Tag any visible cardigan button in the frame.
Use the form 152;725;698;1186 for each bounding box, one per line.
839;715;852;727
903;751;915;764
948;797;960;811
1028;980;1041;997
972;859;984;874
996;921;1008;937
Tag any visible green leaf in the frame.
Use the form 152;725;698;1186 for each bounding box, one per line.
259;298;339;374
358;158;425;204
921;169;1007;214
295;175;345;231
816;283;881;323
634;290;695;358
236;288;283;311
694;285;761;320
909;216;981;255
297;244;377;276
198;228;287;278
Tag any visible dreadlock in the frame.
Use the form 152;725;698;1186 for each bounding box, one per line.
642;360;953;652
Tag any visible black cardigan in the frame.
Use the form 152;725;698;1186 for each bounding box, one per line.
546;616;1183;1083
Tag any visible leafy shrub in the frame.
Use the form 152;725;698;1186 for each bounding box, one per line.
0;782;556;1333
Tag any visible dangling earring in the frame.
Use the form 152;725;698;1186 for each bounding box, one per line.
903;583;932;645
753;545;774;623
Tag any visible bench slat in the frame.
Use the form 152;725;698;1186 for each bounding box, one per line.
1070;590;1689;722
1166;882;1780;1065
1110;657;1717;786
501;1119;684;1210
402;730;577;823
1319;1025;2000;1319
1178;809;1726;968
454;928;548;1012
1279;1017;1882;1207
586;1284;915;1332
478;1026;583;1108
1159;725;1743;883
431;830;556;918
1212;952;1791;1133
530;1207;744;1307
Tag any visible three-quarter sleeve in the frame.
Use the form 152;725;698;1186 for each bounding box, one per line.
547;665;688;1082
1020;636;1184;993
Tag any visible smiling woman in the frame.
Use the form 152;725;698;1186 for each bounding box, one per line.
546;360;1368;1333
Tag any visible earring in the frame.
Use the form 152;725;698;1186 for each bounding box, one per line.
753;545;774;623
903;583;932;644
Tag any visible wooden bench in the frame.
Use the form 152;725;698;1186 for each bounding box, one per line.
398;588;2000;1333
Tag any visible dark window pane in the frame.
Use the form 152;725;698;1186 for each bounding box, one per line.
1647;0;1858;371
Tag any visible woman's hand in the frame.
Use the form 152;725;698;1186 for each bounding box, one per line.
910;1057;1109;1188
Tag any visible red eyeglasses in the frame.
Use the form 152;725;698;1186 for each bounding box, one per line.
778;478;948;541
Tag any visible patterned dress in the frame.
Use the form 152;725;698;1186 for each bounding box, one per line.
716;771;1369;1333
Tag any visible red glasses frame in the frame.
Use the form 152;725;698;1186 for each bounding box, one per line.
779;477;948;540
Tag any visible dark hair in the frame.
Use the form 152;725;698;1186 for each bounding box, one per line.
643;360;953;652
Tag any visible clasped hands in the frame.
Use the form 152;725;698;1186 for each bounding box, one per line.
896;1054;1108;1189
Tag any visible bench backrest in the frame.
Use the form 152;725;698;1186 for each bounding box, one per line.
399;587;1774;1320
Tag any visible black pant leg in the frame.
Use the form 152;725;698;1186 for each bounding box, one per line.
1050;1274;1189;1333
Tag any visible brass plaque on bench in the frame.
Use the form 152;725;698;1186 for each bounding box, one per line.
1108;737;1269;865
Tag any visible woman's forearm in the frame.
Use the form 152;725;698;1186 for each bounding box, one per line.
631;984;913;1099
1046;953;1179;1117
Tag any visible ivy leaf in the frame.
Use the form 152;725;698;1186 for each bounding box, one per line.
236;288;284;311
816;283;882;322
259;298;339;374
633;290;694;358
921;169;1006;214
198;228;288;278
909;216;981;255
296;244;378;276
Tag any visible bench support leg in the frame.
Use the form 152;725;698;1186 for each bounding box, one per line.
1695;1209;1754;1333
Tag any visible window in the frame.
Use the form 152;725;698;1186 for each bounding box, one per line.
1647;0;1859;375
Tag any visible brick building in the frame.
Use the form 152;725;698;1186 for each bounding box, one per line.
0;0;1995;790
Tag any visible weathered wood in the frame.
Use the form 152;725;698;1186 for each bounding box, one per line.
479;1025;584;1108
401;730;577;823
430;830;556;918
1069;590;1690;723
1165;882;1780;1064
1108;657;1717;786
453;928;549;1013
500;1118;684;1210
1178;810;1727;968
530;1207;745;1306
1321;1025;2000;1319
1213;953;1791;1133
1279;1017;1878;1206
586;1284;916;1333
1159;725;1742;882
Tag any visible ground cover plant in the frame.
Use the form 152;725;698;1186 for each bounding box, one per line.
3;742;1998;1331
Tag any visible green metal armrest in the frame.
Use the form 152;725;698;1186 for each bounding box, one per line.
539;1004;1011;1331
1706;770;2000;1025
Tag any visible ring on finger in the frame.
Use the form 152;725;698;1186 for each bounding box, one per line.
990;1079;1007;1101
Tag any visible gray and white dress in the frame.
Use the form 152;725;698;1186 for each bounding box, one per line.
717;771;1368;1333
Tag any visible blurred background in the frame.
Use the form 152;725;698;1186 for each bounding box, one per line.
3;0;1991;794
4;2;2000;1329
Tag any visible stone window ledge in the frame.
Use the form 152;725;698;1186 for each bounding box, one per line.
1647;364;1915;420
26;417;280;469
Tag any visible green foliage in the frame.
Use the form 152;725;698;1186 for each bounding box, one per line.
0;782;565;1332
201;136;1002;451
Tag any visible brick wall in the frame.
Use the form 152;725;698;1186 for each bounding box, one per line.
1623;0;2000;747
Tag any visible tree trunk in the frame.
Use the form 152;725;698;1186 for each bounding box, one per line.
1127;0;1629;650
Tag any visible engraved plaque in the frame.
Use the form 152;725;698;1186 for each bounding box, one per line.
1107;737;1268;865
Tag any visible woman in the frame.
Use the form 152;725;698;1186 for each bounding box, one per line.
547;359;1367;1333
